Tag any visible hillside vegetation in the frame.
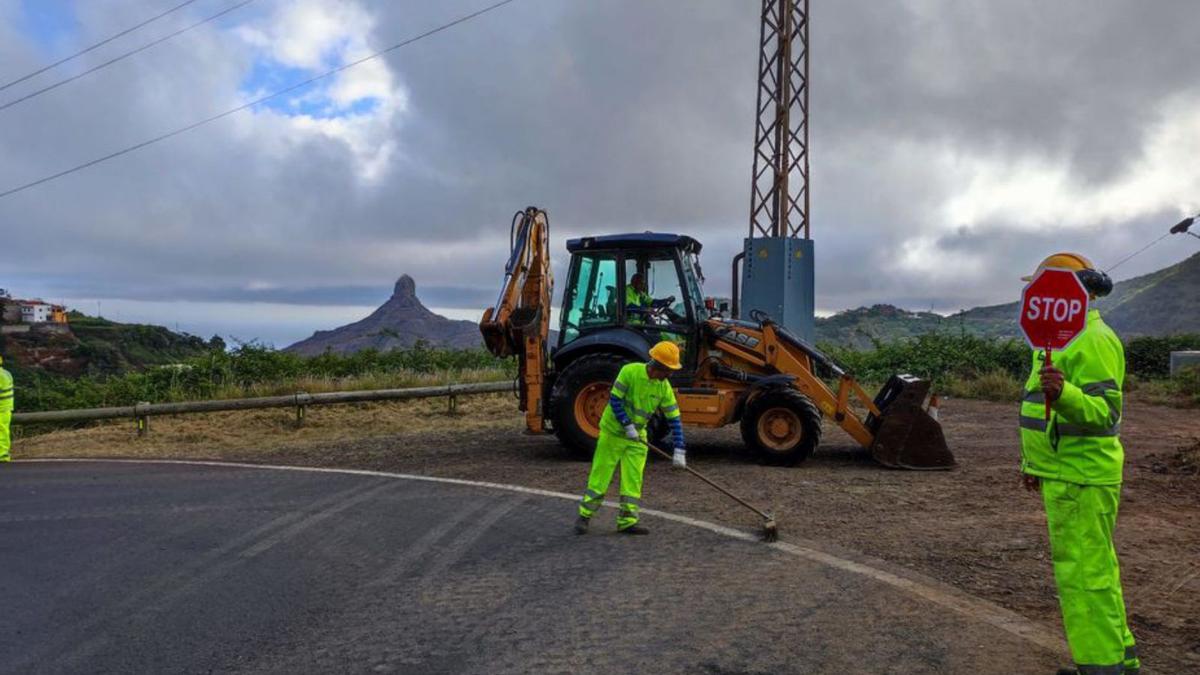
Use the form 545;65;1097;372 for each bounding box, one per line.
0;312;218;379
14;342;512;414
817;252;1200;344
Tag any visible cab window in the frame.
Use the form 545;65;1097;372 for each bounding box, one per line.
561;253;619;344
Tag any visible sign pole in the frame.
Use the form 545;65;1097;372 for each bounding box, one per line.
1043;347;1053;421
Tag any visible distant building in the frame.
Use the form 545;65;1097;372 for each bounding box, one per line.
20;302;50;324
8;300;69;325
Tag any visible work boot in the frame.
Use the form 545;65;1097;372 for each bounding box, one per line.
1057;666;1141;674
618;524;649;535
573;515;590;535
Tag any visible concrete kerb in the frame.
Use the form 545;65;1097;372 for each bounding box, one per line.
15;457;1067;657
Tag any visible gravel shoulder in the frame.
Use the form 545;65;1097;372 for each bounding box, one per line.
14;394;1200;672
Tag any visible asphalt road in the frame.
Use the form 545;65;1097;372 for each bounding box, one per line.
0;461;1064;674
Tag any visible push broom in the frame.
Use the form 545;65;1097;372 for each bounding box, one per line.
647;441;779;542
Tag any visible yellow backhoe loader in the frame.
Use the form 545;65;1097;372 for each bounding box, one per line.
481;206;954;469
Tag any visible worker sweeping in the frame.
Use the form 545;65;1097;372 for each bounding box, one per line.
1017;253;1139;675
0;355;13;463
574;341;686;535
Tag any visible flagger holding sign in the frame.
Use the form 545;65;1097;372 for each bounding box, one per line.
1017;253;1139;675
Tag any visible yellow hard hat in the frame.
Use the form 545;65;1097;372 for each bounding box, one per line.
1022;252;1095;281
648;341;682;370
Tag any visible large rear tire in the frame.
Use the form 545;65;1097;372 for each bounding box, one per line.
549;353;631;458
740;388;822;466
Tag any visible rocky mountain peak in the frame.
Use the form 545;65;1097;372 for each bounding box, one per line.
393;274;417;300
285;274;482;355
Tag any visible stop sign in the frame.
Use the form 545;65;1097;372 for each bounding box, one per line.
1019;268;1090;351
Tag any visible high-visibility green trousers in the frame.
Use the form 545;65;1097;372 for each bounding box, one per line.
578;430;646;530
1041;479;1139;673
0;410;10;462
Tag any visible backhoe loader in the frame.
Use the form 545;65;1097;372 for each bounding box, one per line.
481;206;954;469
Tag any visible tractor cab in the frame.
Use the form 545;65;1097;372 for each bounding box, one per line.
556;233;708;375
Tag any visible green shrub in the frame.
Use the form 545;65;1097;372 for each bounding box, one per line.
1126;334;1200;378
820;333;1030;386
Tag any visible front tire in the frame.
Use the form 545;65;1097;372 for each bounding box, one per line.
740;388;822;466
549;353;631;458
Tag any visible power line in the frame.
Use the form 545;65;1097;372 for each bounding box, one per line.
0;0;203;94
0;0;257;114
1105;232;1170;273
0;0;520;201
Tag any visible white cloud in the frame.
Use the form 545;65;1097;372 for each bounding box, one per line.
944;94;1200;231
236;0;408;182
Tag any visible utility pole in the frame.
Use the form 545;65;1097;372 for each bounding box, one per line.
741;0;814;340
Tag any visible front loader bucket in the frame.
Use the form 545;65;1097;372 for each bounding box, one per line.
866;375;955;470
479;307;512;357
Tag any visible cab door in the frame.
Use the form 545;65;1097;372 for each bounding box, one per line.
620;251;700;375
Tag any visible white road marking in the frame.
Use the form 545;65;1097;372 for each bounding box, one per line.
16;458;1066;655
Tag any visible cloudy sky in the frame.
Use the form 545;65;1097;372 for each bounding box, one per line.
2;0;1198;347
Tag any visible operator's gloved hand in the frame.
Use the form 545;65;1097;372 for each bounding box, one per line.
672;447;687;469
623;424;640;441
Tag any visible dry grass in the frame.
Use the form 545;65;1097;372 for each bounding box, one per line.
208;368;510;400
939;370;1024;402
14;393;519;462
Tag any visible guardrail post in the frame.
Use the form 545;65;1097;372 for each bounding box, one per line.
294;392;311;428
135;402;150;437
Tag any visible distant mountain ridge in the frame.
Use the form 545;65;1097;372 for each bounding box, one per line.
816;252;1200;345
285;275;481;356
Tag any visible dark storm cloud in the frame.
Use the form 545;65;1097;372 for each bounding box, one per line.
2;0;1198;331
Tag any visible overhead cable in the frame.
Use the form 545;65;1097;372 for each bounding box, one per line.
0;0;258;114
0;0;203;93
0;0;520;201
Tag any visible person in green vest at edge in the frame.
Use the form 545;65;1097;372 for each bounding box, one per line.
0;355;12;463
574;341;686;536
1018;252;1139;675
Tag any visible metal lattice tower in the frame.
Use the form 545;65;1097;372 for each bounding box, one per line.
749;0;810;240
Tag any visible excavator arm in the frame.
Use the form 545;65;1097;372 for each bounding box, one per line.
480;207;553;433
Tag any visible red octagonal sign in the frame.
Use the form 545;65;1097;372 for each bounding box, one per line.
1019;268;1090;351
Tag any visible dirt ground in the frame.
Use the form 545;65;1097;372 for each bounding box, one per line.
15;395;1200;672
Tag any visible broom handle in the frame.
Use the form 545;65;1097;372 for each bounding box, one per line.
646;442;772;521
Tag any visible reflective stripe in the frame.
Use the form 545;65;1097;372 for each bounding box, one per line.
619;495;640;506
1076;665;1123;675
629;405;654;419
613;381;628;393
1058;422;1121;438
585;489;603;500
1081;379;1118;396
1022;390;1044;404
1080;379;1122;425
1019;416;1047;432
661;404;679;414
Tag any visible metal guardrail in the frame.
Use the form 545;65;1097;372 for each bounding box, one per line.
12;380;515;433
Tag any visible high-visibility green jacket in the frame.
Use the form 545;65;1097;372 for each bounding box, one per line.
0;367;13;413
1020;309;1125;485
625;287;652;323
600;362;681;440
